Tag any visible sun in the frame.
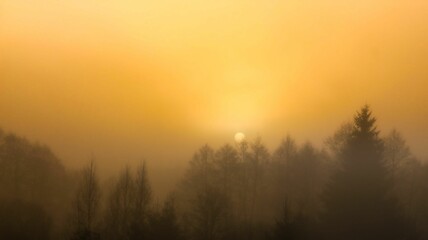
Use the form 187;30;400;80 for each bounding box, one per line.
234;132;246;143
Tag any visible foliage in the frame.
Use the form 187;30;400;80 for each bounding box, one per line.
322;106;410;240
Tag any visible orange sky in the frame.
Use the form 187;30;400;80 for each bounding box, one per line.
1;0;428;177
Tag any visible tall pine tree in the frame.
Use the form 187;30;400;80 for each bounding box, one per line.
322;106;408;240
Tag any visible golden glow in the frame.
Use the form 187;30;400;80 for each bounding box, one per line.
234;132;246;143
1;0;428;171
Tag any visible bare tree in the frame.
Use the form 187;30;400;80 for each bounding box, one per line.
246;138;270;228
214;144;239;201
104;166;134;240
130;162;152;239
134;162;152;216
271;136;298;211
179;145;230;240
73;160;101;240
384;129;412;172
104;163;152;240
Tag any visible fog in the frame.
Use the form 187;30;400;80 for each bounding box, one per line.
1;0;428;239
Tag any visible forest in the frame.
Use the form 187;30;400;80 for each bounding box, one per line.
1;105;428;240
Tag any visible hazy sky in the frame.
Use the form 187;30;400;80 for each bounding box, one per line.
1;0;428;178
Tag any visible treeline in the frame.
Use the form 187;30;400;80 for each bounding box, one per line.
1;106;428;239
0;129;71;239
70;161;183;240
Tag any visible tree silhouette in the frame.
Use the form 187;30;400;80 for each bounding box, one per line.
289;143;327;218
243;138;270;239
0;130;70;239
179;145;230;240
103;163;152;240
322;106;408;240
213;144;239;203
271;136;298;216
72;160;101;240
129;162;152;239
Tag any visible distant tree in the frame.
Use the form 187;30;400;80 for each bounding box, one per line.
271;136;298;214
325;122;353;159
383;130;416;206
234;139;251;231
322;106;408;239
0;133;67;201
246;138;270;224
72;160;101;240
213;144;240;238
179;145;230;240
289;143;327;218
383;131;428;238
129;162;152;239
273;136;298;163
213;144;239;201
187;145;216;193
103;163;152;240
191;185;228;240
234;138;272;240
271;138;327;220
0;130;70;239
104;167;135;240
384;130;412;173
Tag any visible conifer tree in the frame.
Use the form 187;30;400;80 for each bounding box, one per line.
323;106;408;240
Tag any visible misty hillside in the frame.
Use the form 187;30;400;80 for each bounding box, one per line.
1;106;428;240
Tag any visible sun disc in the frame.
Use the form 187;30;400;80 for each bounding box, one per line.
234;132;246;143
